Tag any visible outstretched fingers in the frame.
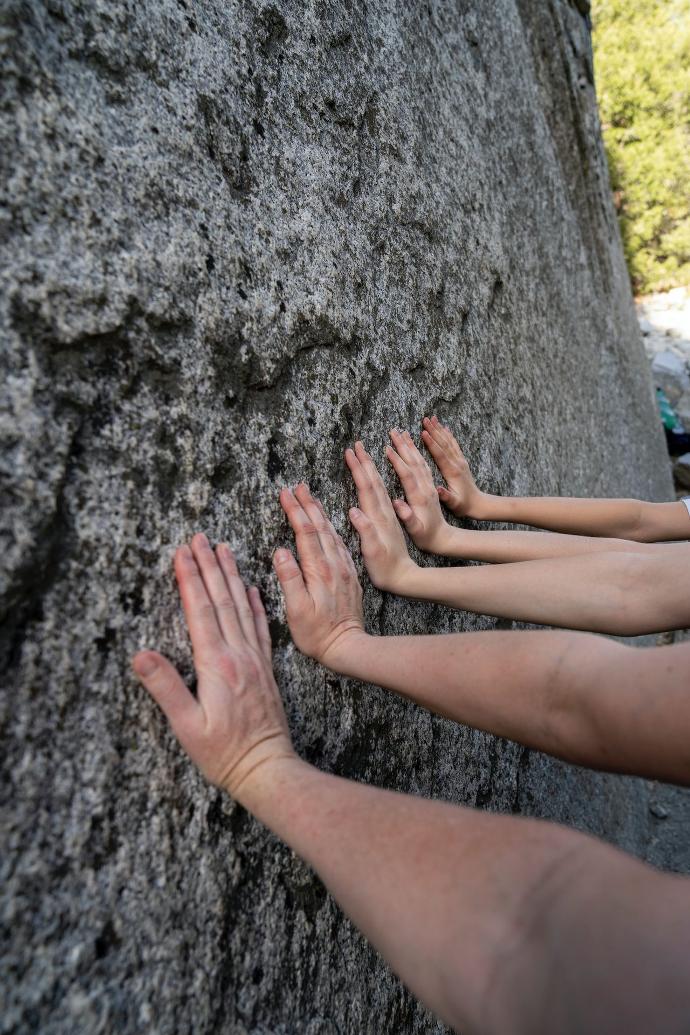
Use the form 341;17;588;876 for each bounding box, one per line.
175;543;225;651
248;586;272;662
421;424;448;466
294;482;340;565
345;441;389;514
218;544;261;651
191;534;245;649
279;486;325;568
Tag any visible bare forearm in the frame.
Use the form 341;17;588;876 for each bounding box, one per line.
240;755;690;1034
398;549;690;636
471;494;689;543
436;525;658;563
324;631;690;784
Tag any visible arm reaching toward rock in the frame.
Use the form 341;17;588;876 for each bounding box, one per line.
386;427;658;562
279;486;690;785
348;441;690;635
134;527;690;1035
423;415;690;542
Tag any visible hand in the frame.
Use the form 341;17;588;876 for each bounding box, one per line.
132;534;295;804
344;441;419;592
275;484;366;669
421;416;485;518
386;428;454;554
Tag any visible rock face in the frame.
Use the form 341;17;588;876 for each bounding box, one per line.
0;1;675;1032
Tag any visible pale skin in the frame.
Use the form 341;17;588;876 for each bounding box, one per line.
345;439;690;635
416;414;690;547
133;524;690;1034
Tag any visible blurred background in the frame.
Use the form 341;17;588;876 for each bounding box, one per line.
593;0;690;486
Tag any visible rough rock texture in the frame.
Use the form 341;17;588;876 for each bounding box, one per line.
0;1;677;1032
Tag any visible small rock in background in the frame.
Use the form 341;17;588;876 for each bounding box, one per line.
649;801;670;820
651;350;690;405
676;391;690;430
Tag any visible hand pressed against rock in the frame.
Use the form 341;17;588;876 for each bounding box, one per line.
421;416;484;518
386;428;454;553
132;534;295;803
275;484;365;666
344;441;418;592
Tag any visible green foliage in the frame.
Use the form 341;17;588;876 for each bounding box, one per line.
592;0;690;293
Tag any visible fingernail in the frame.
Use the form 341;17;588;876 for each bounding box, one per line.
133;654;158;677
179;544;193;558
350;507;361;517
196;532;210;548
274;549;291;565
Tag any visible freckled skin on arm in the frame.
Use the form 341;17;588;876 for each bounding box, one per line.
132;503;690;1034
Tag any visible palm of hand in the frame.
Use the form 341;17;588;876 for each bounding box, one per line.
275;484;366;665
421;417;481;518
133;536;294;804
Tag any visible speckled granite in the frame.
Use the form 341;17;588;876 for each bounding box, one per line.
0;1;676;1032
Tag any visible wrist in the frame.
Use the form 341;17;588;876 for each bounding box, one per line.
428;522;466;557
467;491;496;521
378;557;419;595
232;752;312;822
319;626;372;674
221;735;298;805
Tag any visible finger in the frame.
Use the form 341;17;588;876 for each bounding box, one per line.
336;533;358;576
386;444;421;499
190;534;242;647
248;586;272;663
353;440;391;508
280;487;325;567
273;547;311;616
424;417;450;450
392;498;425;538
174;544;224;650
133;650;200;735
226;570;260;649
345;445;384;514
437;485;459;508
402;429;427;467
348;506;378;552
294;483;340;564
389;427;417;464
421;428;450;470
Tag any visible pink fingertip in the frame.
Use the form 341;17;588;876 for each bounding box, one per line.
133;652;158;678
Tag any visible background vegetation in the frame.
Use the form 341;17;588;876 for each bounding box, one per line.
592;0;690;294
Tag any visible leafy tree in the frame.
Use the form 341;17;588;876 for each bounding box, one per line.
592;0;690;293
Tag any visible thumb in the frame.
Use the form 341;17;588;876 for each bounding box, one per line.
392;498;424;537
132;651;200;734
437;485;456;504
348;506;374;540
273;548;310;614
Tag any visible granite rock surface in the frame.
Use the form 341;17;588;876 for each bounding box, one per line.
0;1;675;1032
